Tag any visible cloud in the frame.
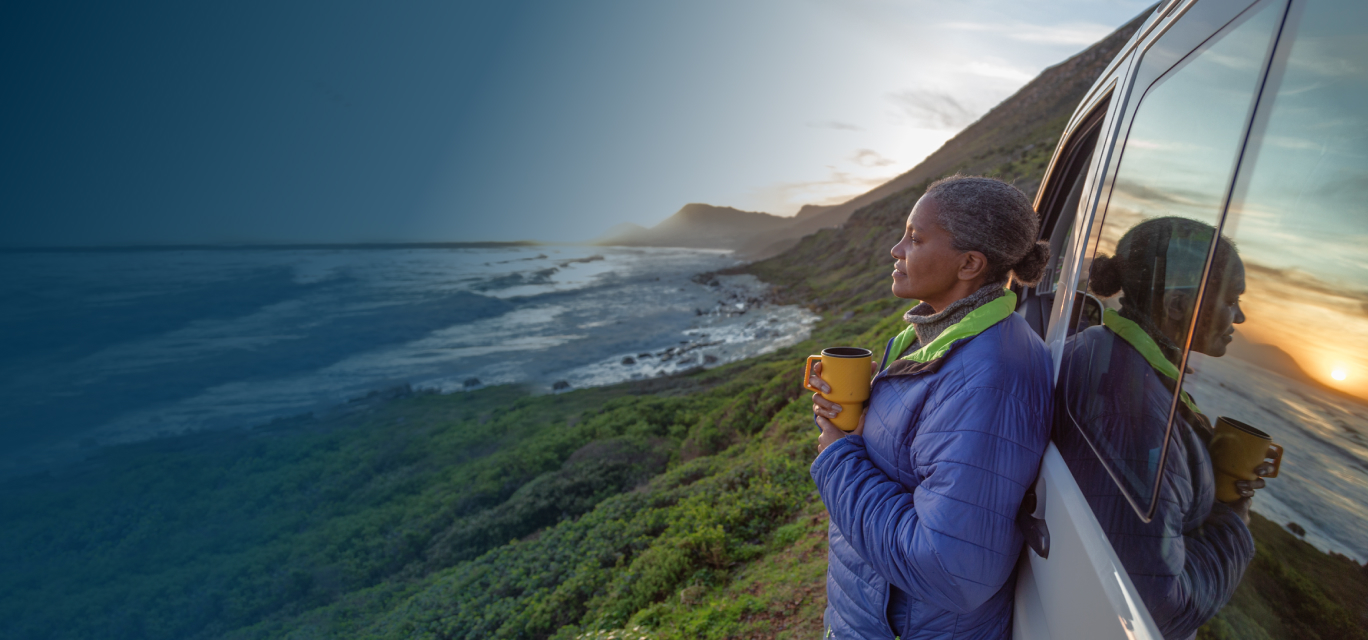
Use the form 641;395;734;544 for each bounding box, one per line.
747;169;896;214
964;60;1036;83
888;89;979;130
942;21;1115;47
807;120;864;131
850;149;895;167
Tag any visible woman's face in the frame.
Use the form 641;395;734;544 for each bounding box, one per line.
1189;256;1247;357
890;196;967;307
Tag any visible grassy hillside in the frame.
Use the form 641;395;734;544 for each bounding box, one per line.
733;8;1152;261
5;6;1364;640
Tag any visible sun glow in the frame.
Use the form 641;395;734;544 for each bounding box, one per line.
1332;368;1348;381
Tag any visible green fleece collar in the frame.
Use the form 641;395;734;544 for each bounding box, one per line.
1101;308;1201;415
887;290;1017;365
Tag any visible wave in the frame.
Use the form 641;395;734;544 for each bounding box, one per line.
1184;354;1368;561
0;246;818;479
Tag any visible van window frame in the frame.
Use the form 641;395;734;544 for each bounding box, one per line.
1016;98;1110;340
1053;0;1291;522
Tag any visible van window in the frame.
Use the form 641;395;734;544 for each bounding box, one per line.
1019;100;1107;338
1175;0;1368;635
1056;0;1284;522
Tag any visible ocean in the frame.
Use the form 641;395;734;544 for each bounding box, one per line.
1185;353;1368;562
0;245;818;477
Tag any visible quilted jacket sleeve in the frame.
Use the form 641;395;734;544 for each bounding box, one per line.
811;385;1047;614
1158;502;1254;639
1094;425;1254;639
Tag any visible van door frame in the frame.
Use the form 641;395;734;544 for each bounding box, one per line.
1015;0;1284;636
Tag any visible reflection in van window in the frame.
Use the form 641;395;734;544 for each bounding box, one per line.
1058;220;1252;640
1176;0;1368;635
1053;4;1283;639
1059;0;1281;507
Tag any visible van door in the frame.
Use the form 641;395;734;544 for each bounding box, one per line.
1015;0;1290;637
1164;1;1368;635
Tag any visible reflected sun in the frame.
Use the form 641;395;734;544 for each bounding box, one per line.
1332;368;1348;381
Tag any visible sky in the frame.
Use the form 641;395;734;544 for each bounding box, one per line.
0;0;1155;247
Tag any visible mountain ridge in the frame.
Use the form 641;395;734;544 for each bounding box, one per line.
599;13;1149;260
592;203;792;251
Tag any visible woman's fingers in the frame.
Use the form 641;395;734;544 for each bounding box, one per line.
808;362;832;393
812;392;841;414
816;415;847;453
812;404;840;419
1254;462;1276;477
809;373;831;393
1234;477;1267;498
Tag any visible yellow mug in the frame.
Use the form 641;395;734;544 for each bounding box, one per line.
1209;416;1283;503
803;347;873;432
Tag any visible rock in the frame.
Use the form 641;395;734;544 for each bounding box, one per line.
1287;521;1307;536
621;356;636;365
638;352;652;358
463;377;482;388
552;380;571;390
704;354;718;364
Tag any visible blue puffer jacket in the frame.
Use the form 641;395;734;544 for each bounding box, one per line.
1055;326;1253;640
811;311;1052;639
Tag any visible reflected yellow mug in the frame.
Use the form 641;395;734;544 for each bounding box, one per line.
1209;416;1283;503
803;347;873;432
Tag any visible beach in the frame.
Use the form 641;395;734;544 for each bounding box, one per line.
0;245;817;477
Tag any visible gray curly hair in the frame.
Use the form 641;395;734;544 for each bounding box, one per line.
922;175;1051;285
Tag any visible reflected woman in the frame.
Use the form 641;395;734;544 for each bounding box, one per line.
1055;216;1271;639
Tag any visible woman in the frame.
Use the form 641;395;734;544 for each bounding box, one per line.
1054;217;1270;639
807;176;1053;639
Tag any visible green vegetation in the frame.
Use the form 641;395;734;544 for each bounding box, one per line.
1198;513;1368;640
0;307;901;640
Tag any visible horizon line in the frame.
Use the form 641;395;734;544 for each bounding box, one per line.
0;240;553;253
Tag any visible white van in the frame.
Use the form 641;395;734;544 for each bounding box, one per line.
1012;0;1367;637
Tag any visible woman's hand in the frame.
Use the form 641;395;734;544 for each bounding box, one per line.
816;411;865;453
1228;446;1278;525
810;360;878;454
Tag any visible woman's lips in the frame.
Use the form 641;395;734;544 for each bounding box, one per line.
892;264;907;279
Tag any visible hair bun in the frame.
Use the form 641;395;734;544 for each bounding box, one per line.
1011;241;1050;285
1089;254;1123;297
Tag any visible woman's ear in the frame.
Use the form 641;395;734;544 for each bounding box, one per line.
958;250;989;281
1162;289;1195;325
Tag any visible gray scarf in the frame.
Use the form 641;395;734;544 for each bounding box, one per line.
901;281;1008;352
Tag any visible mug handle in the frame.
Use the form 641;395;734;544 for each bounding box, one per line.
803;355;823;393
1264;443;1283;478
